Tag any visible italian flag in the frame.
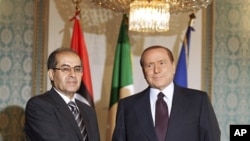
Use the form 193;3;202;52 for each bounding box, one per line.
106;15;134;141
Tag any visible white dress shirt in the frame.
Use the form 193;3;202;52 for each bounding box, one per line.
150;82;174;125
53;87;78;109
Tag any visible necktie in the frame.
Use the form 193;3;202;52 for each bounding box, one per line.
68;101;88;141
155;92;169;141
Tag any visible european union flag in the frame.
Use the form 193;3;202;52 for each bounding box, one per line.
174;14;195;87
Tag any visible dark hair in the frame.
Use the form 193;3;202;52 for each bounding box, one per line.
140;45;174;66
47;47;79;70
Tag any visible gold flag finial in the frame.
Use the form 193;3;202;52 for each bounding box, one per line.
71;0;82;20
72;0;82;12
189;13;196;27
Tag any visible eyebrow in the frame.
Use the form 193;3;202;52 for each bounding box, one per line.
60;64;82;67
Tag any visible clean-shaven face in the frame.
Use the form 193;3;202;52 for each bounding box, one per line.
141;48;176;90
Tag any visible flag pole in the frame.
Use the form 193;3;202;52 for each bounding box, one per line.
173;13;196;87
105;14;134;141
70;0;81;21
72;0;82;12
189;13;196;27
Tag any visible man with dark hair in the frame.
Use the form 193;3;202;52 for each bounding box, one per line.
25;47;100;141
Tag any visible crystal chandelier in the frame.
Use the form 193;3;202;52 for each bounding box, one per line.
129;0;170;32
92;0;213;32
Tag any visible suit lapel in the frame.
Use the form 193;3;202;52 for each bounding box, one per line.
134;88;159;141
49;88;83;140
166;84;187;140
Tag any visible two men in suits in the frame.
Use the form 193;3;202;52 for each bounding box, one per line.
25;48;100;141
112;45;220;141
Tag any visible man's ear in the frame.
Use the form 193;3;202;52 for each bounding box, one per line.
48;69;54;81
172;62;176;75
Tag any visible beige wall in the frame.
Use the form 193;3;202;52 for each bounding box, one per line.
48;0;203;140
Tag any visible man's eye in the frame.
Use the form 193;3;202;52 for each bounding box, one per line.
160;61;167;65
74;67;82;72
145;64;153;68
62;67;70;72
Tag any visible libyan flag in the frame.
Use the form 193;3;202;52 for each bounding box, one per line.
106;15;134;141
70;11;94;108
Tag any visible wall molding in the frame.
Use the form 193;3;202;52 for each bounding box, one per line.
32;0;49;96
202;2;214;99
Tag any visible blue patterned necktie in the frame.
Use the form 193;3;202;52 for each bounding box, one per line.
155;92;169;141
68;101;88;141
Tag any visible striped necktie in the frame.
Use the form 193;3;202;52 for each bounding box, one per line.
155;92;169;141
68;101;88;141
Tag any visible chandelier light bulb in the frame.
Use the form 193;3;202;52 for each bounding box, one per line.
129;0;170;32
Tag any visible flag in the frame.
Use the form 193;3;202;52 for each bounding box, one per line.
174;13;195;88
70;11;94;107
106;15;134;141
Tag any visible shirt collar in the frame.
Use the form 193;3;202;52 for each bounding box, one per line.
150;81;174;99
53;87;76;104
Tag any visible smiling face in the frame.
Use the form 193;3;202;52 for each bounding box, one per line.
141;46;176;90
48;51;83;99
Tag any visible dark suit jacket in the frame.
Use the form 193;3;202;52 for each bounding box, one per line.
25;88;100;141
112;84;220;141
